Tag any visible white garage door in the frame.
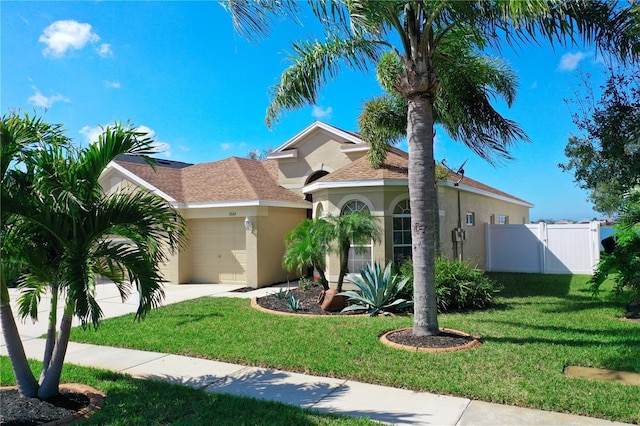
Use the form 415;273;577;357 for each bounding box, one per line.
189;218;247;284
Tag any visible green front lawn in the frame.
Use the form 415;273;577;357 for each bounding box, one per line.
17;273;640;423
0;359;378;425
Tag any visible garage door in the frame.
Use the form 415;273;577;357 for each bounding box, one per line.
189;218;247;284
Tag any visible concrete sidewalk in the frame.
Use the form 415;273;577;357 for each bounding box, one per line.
1;283;632;426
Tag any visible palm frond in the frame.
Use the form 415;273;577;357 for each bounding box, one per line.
358;93;406;168
266;35;382;127
219;0;299;42
486;1;639;63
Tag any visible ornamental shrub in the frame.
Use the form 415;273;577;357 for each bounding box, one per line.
395;257;502;313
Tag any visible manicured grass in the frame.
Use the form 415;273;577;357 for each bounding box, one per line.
0;358;378;425
24;274;640;423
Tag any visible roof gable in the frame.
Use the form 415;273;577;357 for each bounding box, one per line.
267;121;367;159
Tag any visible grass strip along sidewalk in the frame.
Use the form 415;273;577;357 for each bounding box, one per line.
0;359;379;425
70;274;640;423
5;273;639;424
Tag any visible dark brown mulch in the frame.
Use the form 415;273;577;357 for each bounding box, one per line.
384;328;476;349
0;388;89;426
255;286;363;315
230;286;255;293
257;286;478;350
625;300;639;320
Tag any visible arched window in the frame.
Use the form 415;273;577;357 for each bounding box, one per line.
393;199;412;262
341;199;369;215
305;170;329;185
340;200;372;273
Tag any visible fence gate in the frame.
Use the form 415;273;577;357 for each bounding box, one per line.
485;222;600;274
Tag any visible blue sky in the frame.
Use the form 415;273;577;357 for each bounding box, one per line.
1;1;615;221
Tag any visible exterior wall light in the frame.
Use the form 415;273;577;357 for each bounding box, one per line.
244;217;253;232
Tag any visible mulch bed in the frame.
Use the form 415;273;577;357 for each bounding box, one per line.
255;285;480;351
1;389;87;426
382;327;480;351
0;384;105;426
625;300;639;321
255;286;363;316
230;286;255;293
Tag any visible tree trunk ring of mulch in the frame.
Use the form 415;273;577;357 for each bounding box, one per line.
0;383;105;426
380;327;482;353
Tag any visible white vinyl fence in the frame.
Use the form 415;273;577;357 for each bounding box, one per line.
485;222;601;274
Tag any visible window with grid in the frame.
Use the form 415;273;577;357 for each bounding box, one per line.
393;199;412;262
465;212;475;226
341;200;372;273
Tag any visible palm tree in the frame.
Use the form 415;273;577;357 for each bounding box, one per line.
1;113;186;399
282;218;332;290
1;112;70;398
224;0;638;336
359;43;525;255
360;41;527;168
326;211;381;292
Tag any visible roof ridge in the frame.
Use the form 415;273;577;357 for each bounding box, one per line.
232;157;262;199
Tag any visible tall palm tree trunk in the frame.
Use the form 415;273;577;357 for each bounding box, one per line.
1;281;39;397
407;95;439;336
37;302;73;399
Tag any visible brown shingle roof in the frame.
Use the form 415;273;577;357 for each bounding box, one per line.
314;148;530;205
318;149;408;181
115;161;186;201
115;156;307;206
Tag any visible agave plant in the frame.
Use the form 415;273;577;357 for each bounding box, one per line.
340;261;413;316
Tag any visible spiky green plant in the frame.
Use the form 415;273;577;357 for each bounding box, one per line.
287;295;301;312
340;261;412;316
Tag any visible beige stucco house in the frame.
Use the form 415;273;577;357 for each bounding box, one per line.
100;121;533;288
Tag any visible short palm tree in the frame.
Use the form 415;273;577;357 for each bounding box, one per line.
1;113;186;399
282;218;332;290
1;112;70;399
326;211;381;292
223;0;638;336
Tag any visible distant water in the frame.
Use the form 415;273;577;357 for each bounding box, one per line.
600;227;617;240
600;227;617;250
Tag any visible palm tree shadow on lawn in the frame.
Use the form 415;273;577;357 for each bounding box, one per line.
111;368;428;426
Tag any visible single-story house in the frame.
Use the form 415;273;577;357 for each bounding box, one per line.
100;121;533;287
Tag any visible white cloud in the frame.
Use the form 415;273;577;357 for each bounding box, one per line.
136;125;171;157
557;51;590;71
39;20;112;58
80;124;170;157
28;87;69;108
96;43;112;57
104;80;121;89
220;143;233;150
80;125;103;144
312;105;332;120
